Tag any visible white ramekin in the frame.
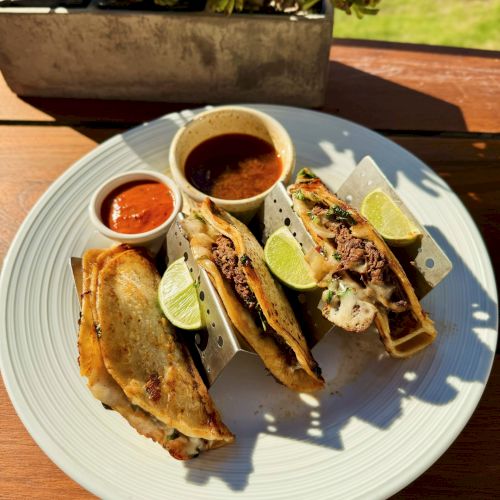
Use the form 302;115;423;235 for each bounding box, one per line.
88;170;181;245
168;106;295;220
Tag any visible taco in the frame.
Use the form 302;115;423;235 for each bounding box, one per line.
78;245;234;459
182;199;324;393
288;169;436;358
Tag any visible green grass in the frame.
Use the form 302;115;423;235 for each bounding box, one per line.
334;0;500;51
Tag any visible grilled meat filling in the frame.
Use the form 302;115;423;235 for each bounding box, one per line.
388;310;419;340
310;204;408;310
212;235;257;310
211;235;302;372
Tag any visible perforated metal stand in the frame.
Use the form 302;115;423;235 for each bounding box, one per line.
336;156;452;299
166;215;257;387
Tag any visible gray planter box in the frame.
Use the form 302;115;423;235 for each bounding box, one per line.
0;1;333;106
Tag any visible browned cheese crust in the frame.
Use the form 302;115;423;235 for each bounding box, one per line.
78;245;233;460
288;170;436;358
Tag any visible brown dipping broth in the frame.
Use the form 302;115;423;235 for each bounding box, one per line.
184;133;282;200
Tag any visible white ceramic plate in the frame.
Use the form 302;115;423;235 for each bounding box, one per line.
0;105;497;500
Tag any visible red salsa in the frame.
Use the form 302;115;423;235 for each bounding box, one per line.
184;133;282;200
101;180;174;234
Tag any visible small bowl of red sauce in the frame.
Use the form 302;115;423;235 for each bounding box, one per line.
89;170;181;245
169;106;295;220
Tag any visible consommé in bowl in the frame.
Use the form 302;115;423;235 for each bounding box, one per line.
169;106;295;220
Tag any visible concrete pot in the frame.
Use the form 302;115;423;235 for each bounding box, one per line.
0;1;333;106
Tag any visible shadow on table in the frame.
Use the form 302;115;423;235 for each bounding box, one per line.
15;37;484;138
325;61;468;133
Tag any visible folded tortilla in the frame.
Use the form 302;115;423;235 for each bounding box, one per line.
78;245;233;459
182;199;324;393
288;169;436;358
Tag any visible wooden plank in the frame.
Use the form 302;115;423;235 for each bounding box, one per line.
2;127;497;279
327;40;500;133
388;135;500;281
0;72;55;122
0;360;498;498
0;126;121;267
0;376;93;498
1;40;499;133
395;359;500;498
0;70;193;124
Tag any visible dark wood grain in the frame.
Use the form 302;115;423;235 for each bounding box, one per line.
394;361;500;499
0;124;498;498
327;40;500;133
389;136;500;282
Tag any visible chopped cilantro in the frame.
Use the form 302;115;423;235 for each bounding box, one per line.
325;281;351;303
326;205;356;225
193;212;206;223
333;251;341;261
294;190;305;201
298;168;317;179
240;254;250;265
307;211;320;224
256;306;268;332
337;281;352;297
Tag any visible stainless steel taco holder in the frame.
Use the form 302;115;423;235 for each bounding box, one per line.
71;155;452;387
166;215;256;386
335;156;452;299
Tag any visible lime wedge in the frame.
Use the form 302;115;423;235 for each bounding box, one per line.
361;189;422;246
158;257;204;330
264;226;316;291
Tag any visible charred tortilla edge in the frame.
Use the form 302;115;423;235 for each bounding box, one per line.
79;245;233;458
195;252;324;392
95;248;234;444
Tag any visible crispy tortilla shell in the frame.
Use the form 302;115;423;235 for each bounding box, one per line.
289;173;436;357
183;199;324;393
78;245;233;459
78;247;182;456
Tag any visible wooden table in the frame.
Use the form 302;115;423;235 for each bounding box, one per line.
0;39;498;498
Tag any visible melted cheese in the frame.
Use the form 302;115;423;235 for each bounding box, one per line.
184;437;206;456
321;275;377;333
305;247;341;286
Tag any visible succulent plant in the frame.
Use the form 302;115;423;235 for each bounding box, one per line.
205;0;381;15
